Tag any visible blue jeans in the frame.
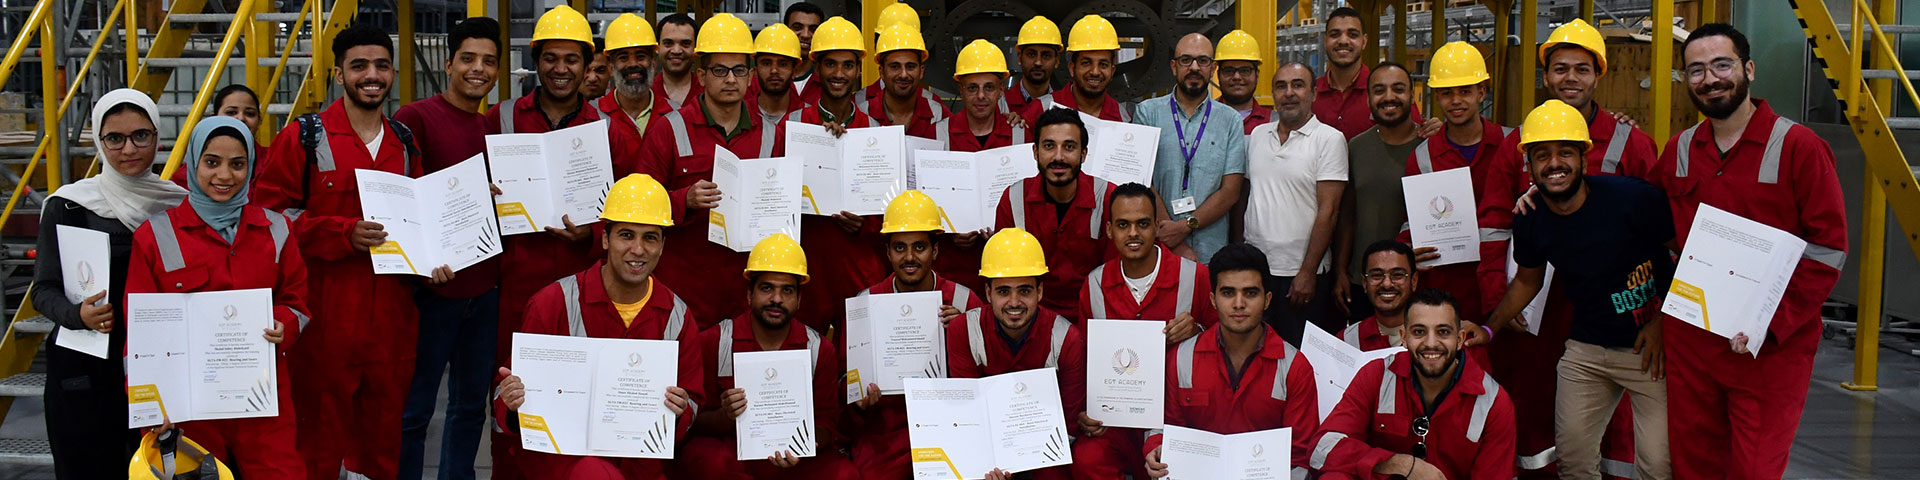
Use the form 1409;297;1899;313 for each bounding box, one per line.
400;287;499;480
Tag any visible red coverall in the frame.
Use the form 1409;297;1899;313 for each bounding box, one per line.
652;74;704;112
494;262;706;479
746;86;805;121
1340;317;1396;352
775;106;892;333
1648;98;1846;479
1002;78;1053;114
845;275;983;480
127;205;309;479
1239;104;1273;135
799;81;874;119
994;175;1117;322
864;86;951;139
1309;352;1516;480
928;116;1028;292
594;92;671;139
1140;326;1320;479
943;307;1083;480
253;101;421;480
682;315;852;479
1397;117;1509;322
634;97;776;326
1018;87;1132;136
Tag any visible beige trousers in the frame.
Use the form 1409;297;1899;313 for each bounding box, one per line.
1555;339;1671;480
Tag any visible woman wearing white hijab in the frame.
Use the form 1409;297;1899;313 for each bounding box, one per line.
29;88;188;479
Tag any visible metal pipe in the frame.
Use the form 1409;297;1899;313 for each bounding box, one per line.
0;0;126;232
160;0;260;181
0;0;52;92
257;0;314;142
1650;0;1672;153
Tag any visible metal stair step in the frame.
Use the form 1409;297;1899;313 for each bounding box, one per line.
0;372;42;397
145;56;313;68
1861;69;1920;79
11;316;52;335
0;438;52;466
168;12;309;23
1885;117;1920;129
1836;23;1920;35
156;103;296;116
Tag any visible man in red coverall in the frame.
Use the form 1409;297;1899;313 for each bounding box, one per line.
1019;15;1134;126
1398;41;1509;325
867;26;949;139
251;23;420;480
652;14;702;111
1652;24;1848;479
493;174;704;479
995;108;1119;321
1142;243;1319;479
595;13;668;139
1309;289;1515;479
1342;240;1419;351
931;39;1028;290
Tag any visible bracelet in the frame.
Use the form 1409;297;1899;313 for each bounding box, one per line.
1406;456;1416;477
1482;324;1494;339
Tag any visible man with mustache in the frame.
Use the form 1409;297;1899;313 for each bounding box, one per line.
1398;41;1509;331
1650;23;1847;479
866;25;950;139
1309;289;1515;480
1315;8;1437;141
1244;62;1347;345
929;39;1024;302
994;108;1120;321
1342;240;1419;351
1142;243;1319;479
1484;100;1675;480
1333;62;1420;324
1134;33;1247;263
684;234;851;478
1214;30;1271;134
944;228;1084;480
1005;16;1063;114
1072;183;1219;479
493;174;704;480
1019;15;1133;128
253;22;424;480
783;2;825;90
796;16;873;119
653;14;702;111
583;37;611;100
748;24;804;127
596;13;667;139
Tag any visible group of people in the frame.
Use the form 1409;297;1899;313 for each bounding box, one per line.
30;2;1844;480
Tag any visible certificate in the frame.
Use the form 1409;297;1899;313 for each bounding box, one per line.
1160;425;1292;480
733;349;818;460
53;225;111;358
1660;204;1806;356
356;155;503;276
784;122;908;215
904;135;945;190
906;368;1072;479
1084;319;1165;429
1078;112;1159;186
844;291;946;402
1400;167;1481;266
125;289;278;428
708;148;802;252
1298;327;1402;421
913;143;1039;233
512;332;679;458
486;120;616;235
1505;242;1554;336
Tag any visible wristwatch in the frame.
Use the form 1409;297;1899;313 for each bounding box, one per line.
1185;216;1199;230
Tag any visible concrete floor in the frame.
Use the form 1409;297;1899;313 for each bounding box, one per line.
3;334;1916;479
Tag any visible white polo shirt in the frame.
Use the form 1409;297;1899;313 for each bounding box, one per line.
1245;115;1348;277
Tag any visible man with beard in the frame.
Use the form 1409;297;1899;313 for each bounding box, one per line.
1650;23;1847;479
1214;30;1271;133
596;13;666;138
1309;289;1515;480
995;108;1120;321
867;26;950;139
783;2;824;90
1332;62;1419;323
1342;240;1419;351
583;37;610;100
748;24;804;127
846;191;985;480
493;174;704;480
1005;16;1062;114
796;16;873;118
683;233;852;478
1315;8;1437;141
1484;100;1674;480
931;39;1025;291
1071;183;1218;480
1020;15;1132;127
1244;62;1347;345
1142;244;1319;478
944;228;1084;480
1134;33;1247;263
1399;41;1508;330
391;17;500;480
653;14;702;111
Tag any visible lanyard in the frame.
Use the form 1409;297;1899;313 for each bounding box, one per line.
1171;97;1211;191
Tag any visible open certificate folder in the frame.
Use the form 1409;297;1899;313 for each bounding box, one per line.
1077;112;1159;186
912;143;1038;233
733;350;817;460
125;289;277;428
906;368;1072;479
844;291;945;402
1299;327;1402;421
511;332;679;458
1660;204;1806;356
707;148;802;252
1161;425;1293;480
53;225;111;358
486;119;616;235
784;122;907;216
356;155;502;276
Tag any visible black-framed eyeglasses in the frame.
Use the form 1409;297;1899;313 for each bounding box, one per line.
101;129;158;149
1411;416;1431;459
1174;56;1215;68
706;65;752;78
1219;65;1259;78
1363;271;1411;284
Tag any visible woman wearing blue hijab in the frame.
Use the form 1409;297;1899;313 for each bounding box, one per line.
125;116;313;478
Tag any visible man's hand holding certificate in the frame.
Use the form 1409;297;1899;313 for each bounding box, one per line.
784;122;908;216
905;368;1073;479
486;120;616;235
733;350;818;460
1084;319;1165;429
844;291;946;402
356;155;502;276
54;225;112;358
1077;112;1159;186
1660;204;1806;356
913;144;1038;233
510;332;680;458
125;289;278;427
1401;167;1481;266
708;148;802;252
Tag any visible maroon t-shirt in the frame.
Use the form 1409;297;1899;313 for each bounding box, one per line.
393;94;502;299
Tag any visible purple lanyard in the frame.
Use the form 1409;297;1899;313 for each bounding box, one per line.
1171;97;1211;191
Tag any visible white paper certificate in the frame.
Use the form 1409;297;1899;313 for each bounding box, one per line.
734;349;818;460
844;291;946;401
1505;242;1554;336
125;289;278;428
906;368;1073;479
708;148;802;252
1299;327;1403;421
784;122;908;215
1401;167;1481;266
1161;425;1292;480
904;135;945;190
486;120;616;235
53;225;111;358
1078;112;1159;186
913;143;1039;233
1084;319;1165;429
1660;204;1806;356
512;332;679;458
357;155;503;276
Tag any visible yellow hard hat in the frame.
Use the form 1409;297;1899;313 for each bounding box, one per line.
744;232;810;283
979;228;1048;279
1540;19;1608;75
533;5;593;46
600;174;674;226
128;430;236;480
810;16;866;59
1428;41;1489;89
695;13;753;55
877;3;921;34
881;190;946;233
1017;16;1063;48
954;39;1010;80
1518;100;1592;153
605;13;658;51
875;25;927;59
755;23;803;59
1216;30;1262;63
1067;15;1120;52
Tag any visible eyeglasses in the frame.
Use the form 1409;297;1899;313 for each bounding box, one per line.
101;129;158;149
1174;56;1215;68
1684;58;1741;81
1363;271;1411;284
1219;65;1258;78
1411;416;1430;459
706;65;752;78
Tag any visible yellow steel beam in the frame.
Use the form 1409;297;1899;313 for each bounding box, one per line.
126;0;138;85
1650;0;1672;153
256;0;316;144
399;0;416;104
1580;0;1594;21
0;0;50;88
160;0;260;181
1518;0;1535;112
40;20;59;190
132;0;213;96
1845;0;1897;392
1490;0;1510;123
245;0;268;96
497;0;512;102
1356;0;1381;71
1391;0;1407;65
1239;0;1277;106
861;0;896;90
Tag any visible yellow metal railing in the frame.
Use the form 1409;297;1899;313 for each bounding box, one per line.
0;0;131;231
158;0;259;181
254;0;318;144
0;0;52;87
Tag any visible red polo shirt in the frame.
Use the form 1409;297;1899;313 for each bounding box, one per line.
1313;64;1376;140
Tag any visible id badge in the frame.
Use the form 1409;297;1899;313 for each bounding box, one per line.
1170;196;1198;216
